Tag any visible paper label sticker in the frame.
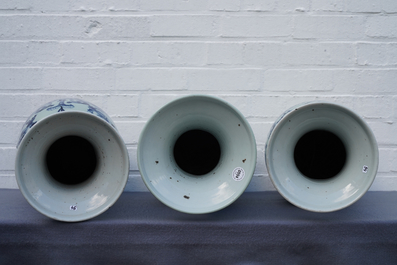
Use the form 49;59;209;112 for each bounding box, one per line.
70;205;77;211
232;167;245;181
362;165;369;174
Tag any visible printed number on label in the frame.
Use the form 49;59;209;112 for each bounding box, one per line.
232;167;245;181
362;165;369;174
70;205;77;211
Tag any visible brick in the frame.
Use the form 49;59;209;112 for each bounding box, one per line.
249;121;273;145
62;41;132;65
353;96;393;119
0;1;30;10
254;145;267;175
89;16;151;39
382;1;397;13
0;175;18;189
294;16;365;40
333;69;397;94
151;15;219;37
98;42;132;65
139;94;182;118
114;121;145;146
27;41;62;65
240;0;275;11
0;122;24;145
116;68;187;91
0;94;119;118
281;43;355;66
0;93;138;121
186;69;262;91
77;94;140;118
0;15;150;40
0;148;16;171
0;15;86;40
357;43;397;66
104;95;139;118
0;68;42;90
43;68;115;90
140;0;209;11
317;96;356;109
367;121;397;145
62;42;100;64
216;94;250;117
0;94;44;118
207;42;244;65
311;0;344;12
132;69;185;90
0;42;29;64
131;42;206;66
344;1;382;13
313;0;383;13
276;0;310;12
30;0;71;12
247;95;317;118
378;148;392;173
366;16;397;38
140;93;250;121
263;69;334;92
0;2;396;193
209;0;240;11
70;0;139;12
394;96;397;120
391;150;397;172
127;147;138;172
243;42;281;66
221;16;292;37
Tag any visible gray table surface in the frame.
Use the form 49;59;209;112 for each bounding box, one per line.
1;189;397;265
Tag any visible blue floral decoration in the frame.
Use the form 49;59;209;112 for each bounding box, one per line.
17;114;37;147
45;99;75;112
17;98;116;147
87;106;111;125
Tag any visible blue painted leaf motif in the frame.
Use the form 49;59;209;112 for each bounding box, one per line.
36;102;55;113
46;99;74;112
59;99;115;128
87;105;115;128
17;114;37;147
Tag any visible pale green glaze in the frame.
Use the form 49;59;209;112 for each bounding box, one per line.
265;102;379;212
15;99;129;222
138;95;257;214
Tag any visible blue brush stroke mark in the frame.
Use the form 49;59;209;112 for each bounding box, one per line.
17;114;37;147
87;106;111;124
46;99;75;112
69;99;116;128
17;98;116;147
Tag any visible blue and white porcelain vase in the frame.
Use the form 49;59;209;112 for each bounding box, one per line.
15;98;129;222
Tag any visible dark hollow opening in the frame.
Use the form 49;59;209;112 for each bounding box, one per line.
46;135;97;185
294;130;346;180
173;129;221;176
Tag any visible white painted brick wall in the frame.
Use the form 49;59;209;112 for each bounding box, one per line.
1;0;396;193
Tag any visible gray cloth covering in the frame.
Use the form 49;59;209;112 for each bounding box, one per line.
1;189;397;264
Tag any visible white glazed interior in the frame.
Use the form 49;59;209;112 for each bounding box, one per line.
138;95;257;214
266;102;379;212
15;112;129;222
